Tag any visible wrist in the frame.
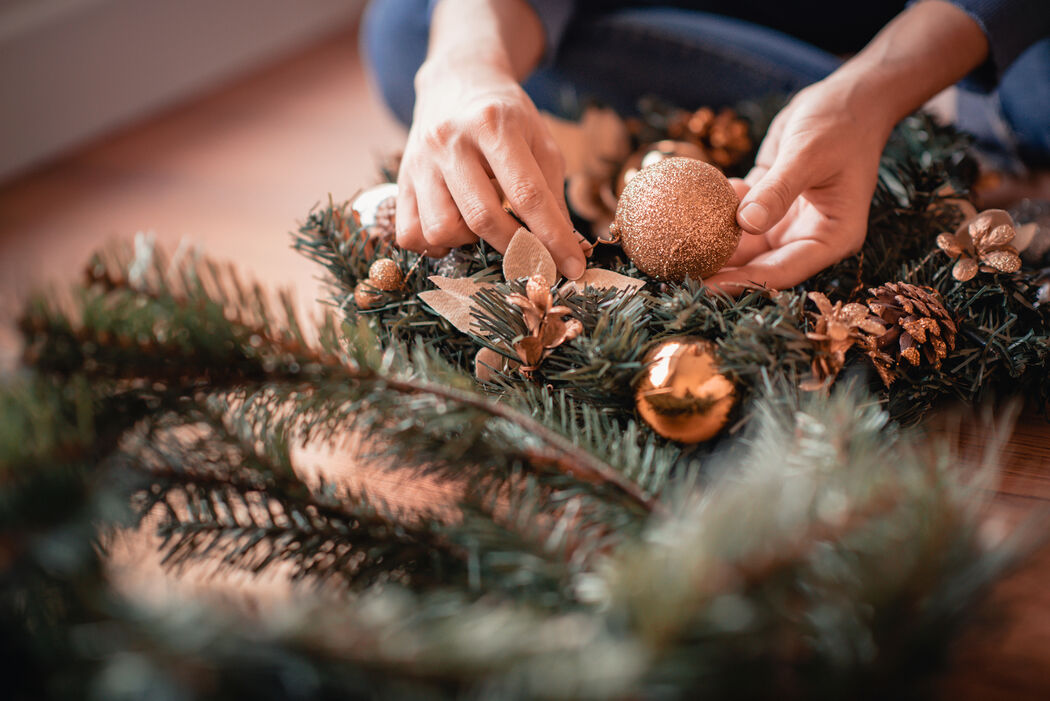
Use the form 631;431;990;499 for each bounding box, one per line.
415;47;515;94
805;73;899;144
827;72;903;138
822;0;988;130
427;0;545;82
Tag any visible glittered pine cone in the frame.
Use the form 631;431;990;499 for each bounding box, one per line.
803;292;886;390
865;282;957;385
668;107;751;169
374;196;397;242
705;110;752;167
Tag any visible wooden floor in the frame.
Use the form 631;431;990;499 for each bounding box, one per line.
1;25;1049;700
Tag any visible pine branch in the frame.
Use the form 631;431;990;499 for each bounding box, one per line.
508;384;686;500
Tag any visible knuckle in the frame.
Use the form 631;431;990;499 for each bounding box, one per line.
396;227;419;251
507;180;545;213
461;200;496;233
422;212;461;244
472;101;517;141
762;177;795;213
421;225;445;245
423;121;457;149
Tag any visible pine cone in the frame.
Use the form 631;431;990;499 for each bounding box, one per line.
864;282;957;386
430;248;476;278
802;292;886;390
374;196;397;242
673;107;751;168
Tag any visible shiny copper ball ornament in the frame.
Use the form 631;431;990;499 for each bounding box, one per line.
368;258;404;291
635;337;736;443
611;157;741;282
616;140;709;198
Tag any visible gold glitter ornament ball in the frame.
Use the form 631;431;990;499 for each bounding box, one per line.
353;280;383;310
368;258;403;291
611;157;741;282
635;337;736;443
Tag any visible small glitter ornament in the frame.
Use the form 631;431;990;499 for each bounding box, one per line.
611;158;741;282
353;280;383;310
368;258;404;291
635;337;736;443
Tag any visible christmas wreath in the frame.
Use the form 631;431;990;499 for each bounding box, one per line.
3;102;1049;699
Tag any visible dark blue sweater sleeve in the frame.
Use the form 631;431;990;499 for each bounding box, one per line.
426;0;576;65
933;0;1050;90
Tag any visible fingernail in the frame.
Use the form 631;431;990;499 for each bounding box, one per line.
739;202;769;231
563;256;585;280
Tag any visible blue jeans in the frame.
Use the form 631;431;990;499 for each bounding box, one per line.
361;1;1050;166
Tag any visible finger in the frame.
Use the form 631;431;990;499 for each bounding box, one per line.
532;133;571;221
737;155;809;235
415;171;479;249
441;150;521;253
728;177;765;236
726;230;770;267
705;238;846;294
482;134;586;279
724;178;768;266
395;178;433;254
743;164;768;189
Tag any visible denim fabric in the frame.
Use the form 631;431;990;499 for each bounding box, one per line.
520;8;840;116
361;1;839;122
998;38;1050;166
361;0;431;128
360;1;1049;164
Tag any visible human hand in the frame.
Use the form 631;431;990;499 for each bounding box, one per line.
396;55;587;279
706;78;895;293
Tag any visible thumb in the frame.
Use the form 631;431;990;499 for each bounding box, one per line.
736;159;808;234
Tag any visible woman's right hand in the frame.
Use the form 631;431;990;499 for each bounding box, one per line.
396;54;587;280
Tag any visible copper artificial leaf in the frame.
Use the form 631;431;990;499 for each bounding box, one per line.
952;257;979;282
503;227;558;287
475;346;518;383
936;232;964;257
981;249;1021;273
562;268;646;295
982;224;1016;248
418;275;493;335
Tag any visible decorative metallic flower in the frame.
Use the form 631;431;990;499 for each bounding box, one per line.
936;209;1022;282
506;275;583;372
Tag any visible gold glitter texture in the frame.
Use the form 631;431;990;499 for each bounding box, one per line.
611;157;741;282
354;280;383;310
368;258;404;291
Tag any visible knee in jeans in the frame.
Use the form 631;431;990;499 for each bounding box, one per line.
360;0;430;125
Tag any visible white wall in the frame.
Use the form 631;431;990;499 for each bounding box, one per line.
0;0;364;182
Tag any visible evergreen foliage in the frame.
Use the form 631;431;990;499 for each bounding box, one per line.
1;108;1047;699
